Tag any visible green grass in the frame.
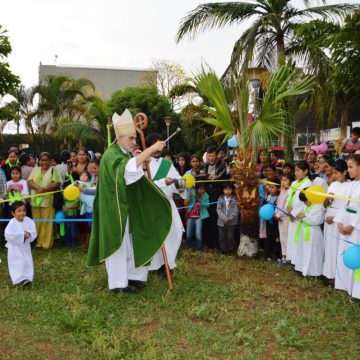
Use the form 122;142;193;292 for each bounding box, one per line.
1;245;360;359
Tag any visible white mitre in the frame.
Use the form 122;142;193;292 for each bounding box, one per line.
112;109;136;137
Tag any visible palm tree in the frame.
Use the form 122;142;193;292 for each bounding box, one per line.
176;1;356;160
33;75;96;134
176;1;354;71
4;85;37;136
193;65;315;248
55;98;111;149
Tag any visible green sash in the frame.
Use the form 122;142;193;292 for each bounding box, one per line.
294;205;314;243
152;158;172;181
8;190;22;203
354;269;360;282
287;177;309;208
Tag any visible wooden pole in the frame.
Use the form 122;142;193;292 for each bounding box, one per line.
134;113;174;291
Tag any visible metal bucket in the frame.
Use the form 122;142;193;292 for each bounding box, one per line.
174;178;186;190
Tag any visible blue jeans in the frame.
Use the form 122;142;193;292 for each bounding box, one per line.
65;215;78;247
186;217;203;251
84;212;92;230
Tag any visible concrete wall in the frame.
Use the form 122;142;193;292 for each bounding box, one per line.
39;64;155;99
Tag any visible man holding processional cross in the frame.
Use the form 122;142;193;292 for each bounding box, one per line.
87;109;172;295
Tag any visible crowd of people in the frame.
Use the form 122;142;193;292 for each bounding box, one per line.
1;124;360;301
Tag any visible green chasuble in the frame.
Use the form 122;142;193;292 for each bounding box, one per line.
87;143;172;268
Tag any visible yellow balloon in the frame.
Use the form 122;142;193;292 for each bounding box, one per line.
64;185;80;201
305;186;327;204
182;174;196;188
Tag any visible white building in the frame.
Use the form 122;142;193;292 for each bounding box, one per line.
39;64;156;99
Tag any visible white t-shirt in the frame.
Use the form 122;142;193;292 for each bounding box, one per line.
6;180;29;196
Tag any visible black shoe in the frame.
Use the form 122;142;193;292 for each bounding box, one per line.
128;280;147;290
157;265;172;278
19;279;32;287
111;287;136;295
157;265;166;278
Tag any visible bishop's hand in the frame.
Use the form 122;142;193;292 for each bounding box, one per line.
150;141;166;154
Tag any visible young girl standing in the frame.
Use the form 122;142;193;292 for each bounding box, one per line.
275;174;294;265
323;160;349;281
335;155;360;300
185;155;202;178
6;166;29;203
286;161;312;263
2;150;19;180
186;184;209;253
292;191;325;277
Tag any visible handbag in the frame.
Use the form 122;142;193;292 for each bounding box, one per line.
51;167;64;211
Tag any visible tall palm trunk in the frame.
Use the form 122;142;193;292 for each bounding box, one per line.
277;34;295;162
276;34;286;67
340;104;349;137
233;159;259;255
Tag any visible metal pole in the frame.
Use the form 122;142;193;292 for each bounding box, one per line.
166;124;170;149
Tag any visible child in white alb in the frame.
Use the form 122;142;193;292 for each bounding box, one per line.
292;190;325;277
5;201;37;286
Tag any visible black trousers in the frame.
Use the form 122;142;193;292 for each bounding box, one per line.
203;204;219;249
265;220;280;259
218;225;236;253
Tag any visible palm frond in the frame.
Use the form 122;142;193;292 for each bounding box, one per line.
176;2;258;42
296;4;358;20
56;123;104;145
193;68;234;134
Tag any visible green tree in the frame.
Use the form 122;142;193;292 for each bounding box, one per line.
193;65;315;244
2;85;37;136
55;98;111;149
176;1;356;160
0;26;20;96
295;11;360;135
176;1;354;71
33;75;95;133
107;87;172;133
107;87;199;154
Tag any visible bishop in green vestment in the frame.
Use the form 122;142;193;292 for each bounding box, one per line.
87;109;171;292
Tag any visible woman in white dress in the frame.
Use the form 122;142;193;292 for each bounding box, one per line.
287;161;312;263
323;160;349;280
335;155;360;299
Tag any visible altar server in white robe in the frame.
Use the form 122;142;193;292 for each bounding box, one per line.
322;160;349;280
5;201;37;286
287;161;312;263
145;133;186;273
293;191;325;277
335;155;360;299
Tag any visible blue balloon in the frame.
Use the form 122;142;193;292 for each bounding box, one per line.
54;210;66;225
259;204;275;221
343;245;360;270
227;135;238;148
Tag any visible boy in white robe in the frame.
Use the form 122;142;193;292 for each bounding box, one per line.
292;191;325;277
5;201;37;286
